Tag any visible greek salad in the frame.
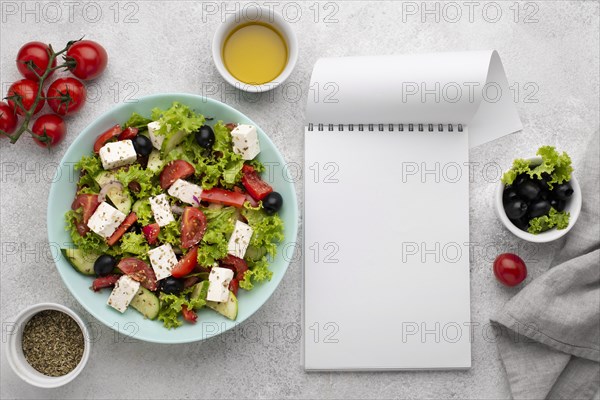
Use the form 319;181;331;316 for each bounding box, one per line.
63;102;284;329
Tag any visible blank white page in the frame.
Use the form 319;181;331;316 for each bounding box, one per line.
304;126;471;370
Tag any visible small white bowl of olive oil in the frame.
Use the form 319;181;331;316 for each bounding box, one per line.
212;6;298;93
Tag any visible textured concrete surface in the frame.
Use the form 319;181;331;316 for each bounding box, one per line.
1;1;599;399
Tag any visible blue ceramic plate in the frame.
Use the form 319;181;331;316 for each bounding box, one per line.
47;93;298;344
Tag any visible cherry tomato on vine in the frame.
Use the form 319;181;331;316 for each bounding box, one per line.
0;102;18;135
493;253;527;287
16;41;56;80
47;77;87;116
7;79;45;116
66;40;108;80
31;114;66;148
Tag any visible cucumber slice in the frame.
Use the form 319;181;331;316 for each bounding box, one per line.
206;291;238;320
191;281;210;303
129;287;160;320
107;187;132;214
94;171;117;186
160;130;188;158
61;248;98;276
147;150;164;173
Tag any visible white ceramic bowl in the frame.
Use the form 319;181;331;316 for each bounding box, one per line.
211;6;298;93
5;303;91;388
495;157;582;243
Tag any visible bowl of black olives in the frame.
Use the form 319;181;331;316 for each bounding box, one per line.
496;154;581;243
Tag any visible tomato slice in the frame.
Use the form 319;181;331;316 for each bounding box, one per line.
159;160;195;189
142;223;160;245
118;126;138;141
171;246;198;278
93;124;121;153
91;274;121;291
181;305;198;323
219;254;249;281
71;194;100;223
200;188;246;208
229;278;239;296
107;212;137;246
117;257;158;291
241;164;273;201
181;208;207;249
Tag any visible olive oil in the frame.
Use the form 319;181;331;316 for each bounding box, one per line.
223;22;288;85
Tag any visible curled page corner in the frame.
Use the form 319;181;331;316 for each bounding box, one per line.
305;51;523;148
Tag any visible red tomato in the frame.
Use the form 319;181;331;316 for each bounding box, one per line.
159;160;195;189
93;124;121;153
241;164;273;200
229;279;239;296
7;79;44;116
220;254;249;281
107;212;137;246
117;257;158;291
0;102;18;135
16;41;56;80
181;208;207;249
91;274;121;291
200;188;246;208
118;126;138;141
71;194;100;223
181;305;198;323
171;246;198;278
66;40;108;80
493;253;527;287
142;223;160;245
31;114;66;148
47;77;86;116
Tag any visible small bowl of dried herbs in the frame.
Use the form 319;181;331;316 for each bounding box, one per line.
5;303;91;388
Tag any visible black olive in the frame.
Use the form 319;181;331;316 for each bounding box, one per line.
536;178;550;192
94;255;117;276
540;172;552;182
195;125;215;149
517;180;541;201
514;173;529;187
132;135;153;156
502;187;519;204
504;199;528;219
161;277;184;294
553;182;574;200
510;216;530;231
550;198;566;212
528;200;551;218
538;190;550;201
263;192;283;215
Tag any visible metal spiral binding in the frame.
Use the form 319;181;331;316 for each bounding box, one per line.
308;123;463;132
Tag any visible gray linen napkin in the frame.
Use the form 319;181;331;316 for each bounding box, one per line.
491;133;600;400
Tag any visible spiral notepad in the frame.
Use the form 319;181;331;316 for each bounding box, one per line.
303;51;522;371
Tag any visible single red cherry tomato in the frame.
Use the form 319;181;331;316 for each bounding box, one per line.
142;223;160;245
0;101;18;135
31;114;66;148
91;274;121;291
107;212;137;246
181;305;198;323
47;77;86;116
66;40;108;80
159;160;195;189
117;257;158;291
200;187;246;208
7;79;45;116
171;246;198;278
118;126;138;141
93;124;121;153
16;41;56;80
493;253;527;287
241;164;273;200
181;208;207;249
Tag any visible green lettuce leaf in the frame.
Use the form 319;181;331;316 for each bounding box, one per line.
501;146;573;188
120;232;150;257
134;199;153;225
197;207;236;267
158;221;181;248
74;155;103;193
123;112;152;131
501;158;531;185
150;102;205;156
241;208;284;258
115;164;161;199
157;287;206;329
528;208;570;234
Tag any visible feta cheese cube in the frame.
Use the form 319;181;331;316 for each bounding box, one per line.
167;179;202;205
231;124;260;160
149;194;175;227
227;220;253;259
107;275;140;313
207;267;234;302
147;121;164;150
87;202;127;238
147;243;179;280
99;140;137;170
